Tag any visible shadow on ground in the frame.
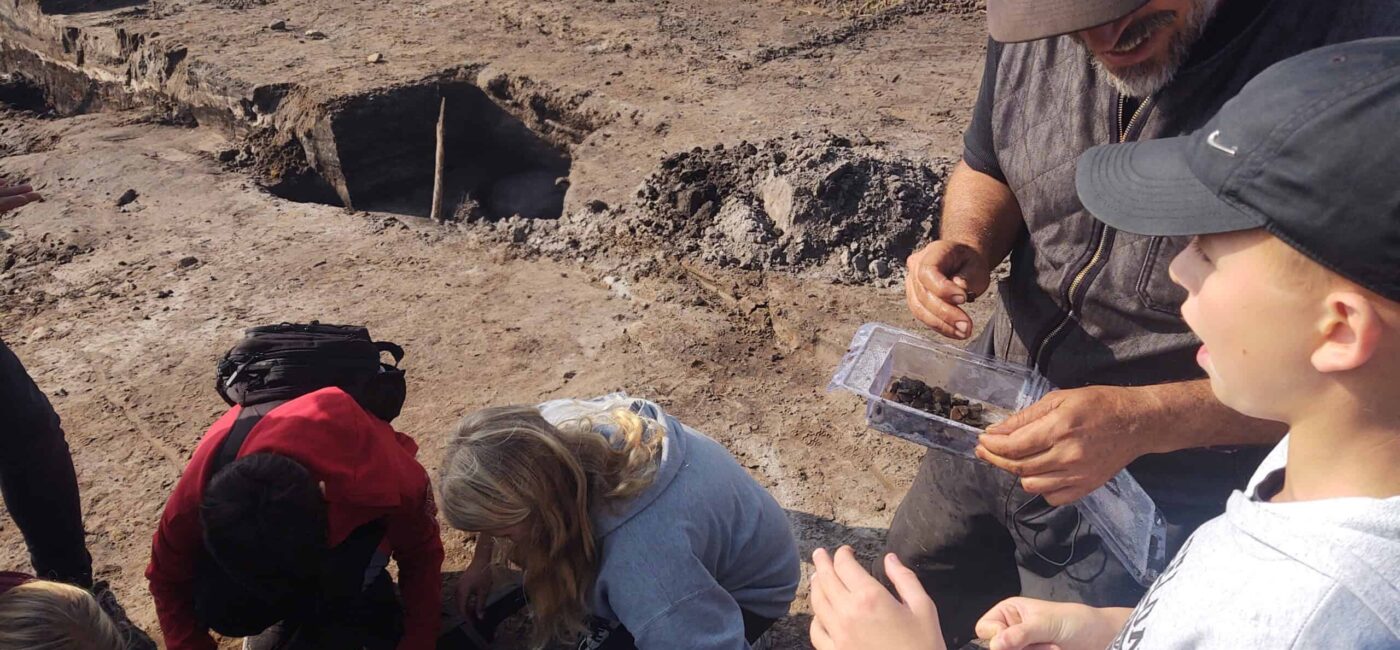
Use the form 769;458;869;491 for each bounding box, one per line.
788;509;889;564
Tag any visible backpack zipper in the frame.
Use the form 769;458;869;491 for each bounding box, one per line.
1032;94;1154;371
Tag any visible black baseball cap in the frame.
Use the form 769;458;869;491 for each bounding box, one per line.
1076;37;1400;302
987;0;1149;43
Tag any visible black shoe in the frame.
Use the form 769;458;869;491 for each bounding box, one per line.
92;580;158;650
243;623;287;650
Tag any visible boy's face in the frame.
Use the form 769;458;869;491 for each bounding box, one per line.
1169;229;1323;421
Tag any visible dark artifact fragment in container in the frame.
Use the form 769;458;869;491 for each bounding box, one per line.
884;376;987;428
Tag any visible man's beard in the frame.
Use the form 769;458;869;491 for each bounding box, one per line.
1087;0;1222;98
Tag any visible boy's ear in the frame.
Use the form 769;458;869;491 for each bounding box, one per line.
1311;291;1382;373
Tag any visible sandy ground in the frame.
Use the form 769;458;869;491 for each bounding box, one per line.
1;0;995;646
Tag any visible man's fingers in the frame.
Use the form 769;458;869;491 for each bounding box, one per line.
910;282;973;338
917;255;971;305
1018;473;1074;496
905;278;950;332
985;393;1061;436
0;184;34;197
906;242;982;338
975;445;1061;477
906;277;970;339
979;413;1057;459
977;425;1055;462
1008;448;1061;477
1042;486;1090;507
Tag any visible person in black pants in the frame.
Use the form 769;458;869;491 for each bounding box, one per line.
0;181;154;648
0;339;93;587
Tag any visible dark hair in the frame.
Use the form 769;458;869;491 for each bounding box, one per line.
200;453;328;595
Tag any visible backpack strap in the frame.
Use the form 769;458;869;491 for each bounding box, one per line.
321;518;390;597
210;400;287;479
375;341;404;366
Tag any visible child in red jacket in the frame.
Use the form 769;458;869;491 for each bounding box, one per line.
147;387;444;650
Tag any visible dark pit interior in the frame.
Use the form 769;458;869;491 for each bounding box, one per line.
327;82;572;221
35;0;147;14
0;73;55;114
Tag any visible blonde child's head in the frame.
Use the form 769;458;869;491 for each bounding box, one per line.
437;404;664;647
0;580;123;650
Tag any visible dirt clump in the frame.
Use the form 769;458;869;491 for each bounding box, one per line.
634;133;951;284
534;133;951;285
884;376;987;428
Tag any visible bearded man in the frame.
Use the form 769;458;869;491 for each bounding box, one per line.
889;0;1400;646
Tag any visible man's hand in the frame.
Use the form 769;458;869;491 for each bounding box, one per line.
0;182;43;214
906;241;992;340
975;386;1157;505
975;597;1131;650
809;547;947;650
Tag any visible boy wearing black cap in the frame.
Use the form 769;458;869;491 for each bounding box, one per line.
811;37;1400;650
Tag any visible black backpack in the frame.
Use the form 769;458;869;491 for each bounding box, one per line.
195;322;405;638
215;322;406;423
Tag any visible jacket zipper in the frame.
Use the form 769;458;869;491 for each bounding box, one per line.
1032;95;1154;371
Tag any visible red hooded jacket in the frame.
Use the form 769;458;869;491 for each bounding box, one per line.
146;388;443;650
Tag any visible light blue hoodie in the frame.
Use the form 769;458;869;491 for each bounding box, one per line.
538;394;800;650
1108;436;1400;648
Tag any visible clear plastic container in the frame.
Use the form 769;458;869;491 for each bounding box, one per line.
830;322;1167;586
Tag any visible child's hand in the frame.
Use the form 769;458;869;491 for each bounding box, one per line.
809;547;947;650
975;597;1130;650
456;549;495;619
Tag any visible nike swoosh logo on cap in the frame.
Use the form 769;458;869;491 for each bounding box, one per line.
1207;130;1239;156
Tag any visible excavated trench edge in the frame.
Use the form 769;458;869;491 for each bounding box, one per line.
0;1;607;219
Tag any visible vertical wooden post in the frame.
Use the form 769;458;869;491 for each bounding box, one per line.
430;96;447;223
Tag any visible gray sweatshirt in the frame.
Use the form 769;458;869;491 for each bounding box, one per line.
1109;436;1400;649
539;395;800;650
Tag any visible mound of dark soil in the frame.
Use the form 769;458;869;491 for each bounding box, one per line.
625;133;951;283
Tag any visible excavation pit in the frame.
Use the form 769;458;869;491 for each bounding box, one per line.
0;73;54;114
311;82;573;221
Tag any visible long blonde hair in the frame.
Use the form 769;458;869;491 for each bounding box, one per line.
0;580;122;650
438;404;665;646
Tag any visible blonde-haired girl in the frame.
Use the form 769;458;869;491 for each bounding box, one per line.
438;394;799;649
0;574;123;650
